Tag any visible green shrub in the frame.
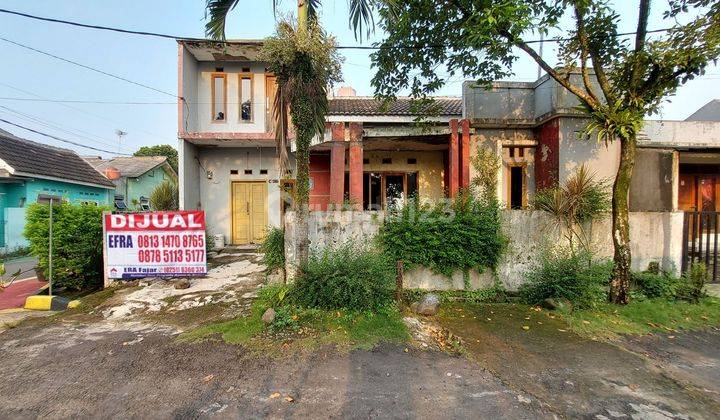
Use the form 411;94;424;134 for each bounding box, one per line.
260;227;285;271
676;262;707;303
149;180;178;211
24;203;109;290
519;251;611;309
378;193;506;278
292;243;395;311
631;271;679;299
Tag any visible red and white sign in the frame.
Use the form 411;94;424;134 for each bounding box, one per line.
104;211;207;279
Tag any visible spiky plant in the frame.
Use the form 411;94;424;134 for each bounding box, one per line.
150;180;179;211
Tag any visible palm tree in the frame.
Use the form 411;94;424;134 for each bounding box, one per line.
204;0;375;267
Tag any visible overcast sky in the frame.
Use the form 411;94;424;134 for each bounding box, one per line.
0;1;718;158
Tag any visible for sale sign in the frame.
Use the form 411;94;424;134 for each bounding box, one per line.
103;211;207;280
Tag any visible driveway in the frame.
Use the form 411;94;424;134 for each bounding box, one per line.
438;303;720;419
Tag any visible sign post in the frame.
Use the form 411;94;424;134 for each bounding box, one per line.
103;211;207;282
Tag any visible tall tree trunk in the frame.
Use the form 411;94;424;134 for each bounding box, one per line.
609;136;637;304
295;131;310;266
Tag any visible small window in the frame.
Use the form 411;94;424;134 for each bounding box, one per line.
240;74;253;122
382;158;392;164
215;67;224;72
407;158;417;165
230;169;239;175
260;169;268;175
244;169;253;175
211;73;227;121
509;166;524;209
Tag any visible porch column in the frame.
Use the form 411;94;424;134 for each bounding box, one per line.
461;119;471;189
449;119;459;197
329;122;346;208
348;123;364;210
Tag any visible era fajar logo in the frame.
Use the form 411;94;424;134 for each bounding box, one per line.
105;211;205;231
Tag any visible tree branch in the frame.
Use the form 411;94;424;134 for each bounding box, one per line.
631;0;652;86
503;31;598;109
574;5;600;106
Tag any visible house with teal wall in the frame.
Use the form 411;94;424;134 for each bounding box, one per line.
84;156;177;209
0;129;115;251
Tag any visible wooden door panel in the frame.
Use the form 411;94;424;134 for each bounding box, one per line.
232;183;250;244
250;183;267;243
679;174;696;212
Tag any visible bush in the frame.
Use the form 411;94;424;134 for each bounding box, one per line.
291;243;395;311
631;271;679;299
260;227;285;271
519;251;612;309
676;263;707;303
378;193;506;278
150;180;178;211
24;203;109;290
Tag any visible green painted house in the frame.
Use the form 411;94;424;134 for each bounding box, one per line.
84;156;177;209
0;129;115;251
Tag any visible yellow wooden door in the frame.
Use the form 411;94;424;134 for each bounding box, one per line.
250;183;268;243
232;182;268;244
232;183;250;244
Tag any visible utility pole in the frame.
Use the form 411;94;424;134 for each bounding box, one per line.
115;129;127;155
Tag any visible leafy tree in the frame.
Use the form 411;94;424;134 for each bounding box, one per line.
134;144;178;173
368;0;720;304
204;0;372;266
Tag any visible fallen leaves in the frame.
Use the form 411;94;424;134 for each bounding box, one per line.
202;374;214;383
522;325;530;331
285;396;295;403
269;392;281;399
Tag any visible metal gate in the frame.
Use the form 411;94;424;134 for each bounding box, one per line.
682;211;719;282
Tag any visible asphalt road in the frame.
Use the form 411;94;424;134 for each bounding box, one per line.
1;256;37;282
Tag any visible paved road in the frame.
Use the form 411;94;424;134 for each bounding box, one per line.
1;256;37;282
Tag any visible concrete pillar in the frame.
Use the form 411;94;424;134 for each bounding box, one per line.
449;119;459;197
348;122;364;210
329;122;346;208
461;119;471;189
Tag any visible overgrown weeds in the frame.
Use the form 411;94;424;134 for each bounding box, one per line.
259;227;285;271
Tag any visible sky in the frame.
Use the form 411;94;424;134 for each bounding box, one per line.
0;1;718;158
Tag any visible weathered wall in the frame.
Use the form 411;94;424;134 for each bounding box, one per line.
178;139;200;210
284;209;683;291
629;149;677;211
196;147;288;244
558;117;620;183
641;120;720;148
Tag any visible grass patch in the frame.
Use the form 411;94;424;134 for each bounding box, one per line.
561;297;720;340
180;304;409;353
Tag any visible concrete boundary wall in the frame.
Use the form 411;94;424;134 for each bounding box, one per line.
284;210;684;291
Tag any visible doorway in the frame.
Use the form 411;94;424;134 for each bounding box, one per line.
232;182;268;245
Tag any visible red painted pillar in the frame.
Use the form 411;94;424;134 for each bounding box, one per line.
449;119;459;198
348;123;364;210
461;119;471;189
329;122;346;208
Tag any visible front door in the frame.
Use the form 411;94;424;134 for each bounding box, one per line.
232;182;268;245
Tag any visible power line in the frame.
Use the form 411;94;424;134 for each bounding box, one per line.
0;7;680;50
0;97;176;105
0;118;132;155
0;36;177;98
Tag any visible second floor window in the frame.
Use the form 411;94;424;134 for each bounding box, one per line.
240;74;253;122
211;73;226;122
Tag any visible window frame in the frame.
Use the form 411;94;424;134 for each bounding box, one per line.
238;72;254;123
210;72;228;123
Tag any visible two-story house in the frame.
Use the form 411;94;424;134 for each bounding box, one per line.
177;40;469;246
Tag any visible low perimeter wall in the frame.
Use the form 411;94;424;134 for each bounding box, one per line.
284;210;684;291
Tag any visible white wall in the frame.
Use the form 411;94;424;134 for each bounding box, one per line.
559;117;620;183
178;139;200;210
197;147;289;244
642;120;720;148
284;210;684;291
180;46;199;134
194;62;270;134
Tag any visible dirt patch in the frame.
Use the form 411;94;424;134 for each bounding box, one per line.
0;320;548;419
437;303;720;419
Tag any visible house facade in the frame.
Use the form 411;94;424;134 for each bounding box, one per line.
177;39;720;253
85;156;177;209
0;129;115;251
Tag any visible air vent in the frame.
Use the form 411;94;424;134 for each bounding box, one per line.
244;169;253;175
363;158;369;164
382;158;392;164
407;158;417;164
230;169;239;175
260;169;268;175
215;67;224;72
242;67;250;72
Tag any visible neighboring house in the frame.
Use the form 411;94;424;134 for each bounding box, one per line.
177;39;720;249
0;129;115;251
85;156;177;209
685;99;720;122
